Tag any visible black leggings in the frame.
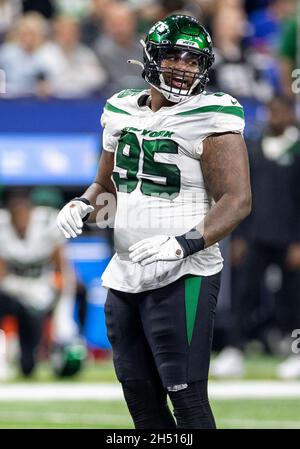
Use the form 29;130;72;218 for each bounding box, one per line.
0;292;45;376
122;379;216;429
168;380;216;429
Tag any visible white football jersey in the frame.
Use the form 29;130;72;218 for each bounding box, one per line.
100;88;245;293
0;206;65;309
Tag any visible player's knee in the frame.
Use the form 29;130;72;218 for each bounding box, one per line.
168;381;216;429
122;380;174;429
122;379;165;417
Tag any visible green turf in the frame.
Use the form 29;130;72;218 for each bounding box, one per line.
0;400;131;429
1;355;298;429
8;354;286;383
9;359;117;383
213;399;300;429
0;399;299;429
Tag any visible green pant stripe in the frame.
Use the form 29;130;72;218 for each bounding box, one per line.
184;275;202;345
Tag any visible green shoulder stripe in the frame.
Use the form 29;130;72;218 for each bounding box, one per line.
117;89;144;98
105;102;131;115
176;104;244;119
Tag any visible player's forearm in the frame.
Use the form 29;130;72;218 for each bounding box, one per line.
57;151;116;237
199;192;252;248
0;259;6;281
80;150;116;224
80;181;113;223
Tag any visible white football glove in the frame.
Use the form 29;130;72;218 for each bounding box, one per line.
57;200;94;239
129;235;184;266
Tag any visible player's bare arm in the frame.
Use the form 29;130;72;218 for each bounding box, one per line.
51;246;66;274
0;258;7;281
200;132;252;247
50;245;68;291
129;134;251;266
80;149;115;223
57;149;115;237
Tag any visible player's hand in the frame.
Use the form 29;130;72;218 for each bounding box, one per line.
57;200;94;239
129;235;184;266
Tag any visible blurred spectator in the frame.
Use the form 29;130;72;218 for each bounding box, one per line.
211;97;300;378
216;0;243;7
0;191;67;377
247;0;296;53
126;0;163;36
246;0;296;94
279;16;297;99
134;0;202;35
247;0;296;93
209;6;274;101
159;0;201;21
190;0;217;30
80;0;113;47
95;2;146;95
244;0;269;15
22;0;56;19
0;12;49;97
53;0;91;19
30;186;88;378
38;15;107;98
135;0;186;35
30;186;64;210
0;0;22;43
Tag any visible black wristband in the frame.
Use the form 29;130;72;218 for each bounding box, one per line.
72;197;91;222
175;228;205;258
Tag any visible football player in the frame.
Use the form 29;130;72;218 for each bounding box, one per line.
0;191;66;376
57;15;251;428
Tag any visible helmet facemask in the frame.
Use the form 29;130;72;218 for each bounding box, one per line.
142;41;214;103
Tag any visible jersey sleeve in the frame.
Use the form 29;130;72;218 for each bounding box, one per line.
100;90;131;153
101;126;119;153
194;95;245;158
100;108;119;153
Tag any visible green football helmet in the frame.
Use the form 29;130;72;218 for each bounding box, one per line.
51;340;87;378
141;15;214;103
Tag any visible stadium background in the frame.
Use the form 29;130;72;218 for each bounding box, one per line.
0;0;299;429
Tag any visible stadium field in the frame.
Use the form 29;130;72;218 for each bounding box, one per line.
0;356;299;429
5;353;289;383
0;398;299;429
